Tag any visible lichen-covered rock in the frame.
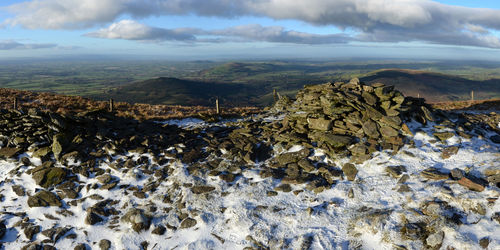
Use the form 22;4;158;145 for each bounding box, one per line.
32;167;68;188
180;218;197;229
342;163;358;181
27;190;62;207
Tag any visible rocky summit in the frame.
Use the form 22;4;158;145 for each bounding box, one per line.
0;79;499;249
271;78;433;163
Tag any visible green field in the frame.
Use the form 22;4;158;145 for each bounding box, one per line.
1;59;500;106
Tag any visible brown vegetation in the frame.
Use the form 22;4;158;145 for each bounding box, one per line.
0;88;261;120
430;98;500;111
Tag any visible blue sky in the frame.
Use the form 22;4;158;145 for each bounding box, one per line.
1;0;500;60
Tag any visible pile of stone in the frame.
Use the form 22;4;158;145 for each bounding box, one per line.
272;78;434;162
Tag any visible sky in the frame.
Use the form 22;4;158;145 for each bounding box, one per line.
1;0;500;60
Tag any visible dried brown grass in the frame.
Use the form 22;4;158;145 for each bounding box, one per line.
0;88;261;120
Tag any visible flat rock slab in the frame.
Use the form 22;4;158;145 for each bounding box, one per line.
421;168;449;180
458;177;485;192
0;147;22;159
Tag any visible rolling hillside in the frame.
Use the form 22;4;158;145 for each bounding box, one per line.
98;77;258;106
360;69;500;102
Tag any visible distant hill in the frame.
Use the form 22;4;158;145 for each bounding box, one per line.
96;69;500;107
360;69;500;102
97;77;258;106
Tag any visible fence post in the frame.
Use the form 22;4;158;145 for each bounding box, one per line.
13;97;18;110
216;97;220;115
273;89;278;103
109;98;114;112
471;90;474;102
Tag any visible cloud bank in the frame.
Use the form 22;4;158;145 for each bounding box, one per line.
4;0;500;48
85;21;353;44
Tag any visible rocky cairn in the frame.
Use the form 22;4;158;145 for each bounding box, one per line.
272;78;432;163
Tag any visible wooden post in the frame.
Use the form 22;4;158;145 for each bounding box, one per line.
471;90;474;102
109;98;114;112
215;97;220;115
273;89;278;103
13;97;18;110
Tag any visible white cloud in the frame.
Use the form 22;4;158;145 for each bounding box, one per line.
85;20;197;41
0;40;58;50
4;0;500;48
210;24;352;44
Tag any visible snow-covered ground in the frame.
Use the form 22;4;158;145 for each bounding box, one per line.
0;116;499;250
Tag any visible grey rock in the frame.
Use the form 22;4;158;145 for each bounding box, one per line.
180;218;197;229
74;243;88;250
24;225;40;241
152;225;166;235
426;231;444;248
98;239;111;250
433;132;454;142
85;211;103;225
121;209;151;232
362;120;380;138
441;146;459;159
191;186;215;194
12;185;26;196
450;168;464;180
386;165;407;178
342;163;358;181
307;117;332;131
27;190;62;207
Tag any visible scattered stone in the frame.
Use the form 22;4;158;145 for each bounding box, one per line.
85;211;103;225
74;243;88;250
180;218;197;229
493;212;500;224
0;147;22;159
397;184;411;193
121;209;151;232
386;165;406;178
32;167;68;188
479;237;490;249
152;225;166;235
342;163;358;181
426;231;444;248
96;174;112;184
274;184;292;192
191;185;215;194
267;191;278;197
450;168;464;180
24;225;40;241
487;174;500;185
27;190;62;207
98;239;111;250
433;132;454;142
458;176;485;192
441;146;459;159
12;185;26;196
32;147;51;159
421;168;449;180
